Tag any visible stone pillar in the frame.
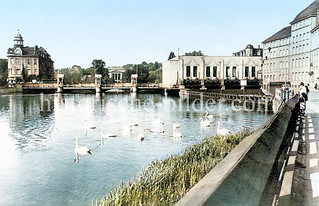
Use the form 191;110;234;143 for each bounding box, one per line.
57;73;64;93
95;74;102;93
131;74;138;93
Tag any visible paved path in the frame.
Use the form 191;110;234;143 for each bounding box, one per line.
302;90;319;205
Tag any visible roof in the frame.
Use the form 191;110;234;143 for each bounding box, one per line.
262;26;291;44
291;0;319;24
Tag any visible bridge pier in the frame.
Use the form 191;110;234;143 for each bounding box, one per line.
95;74;102;93
57;74;64;93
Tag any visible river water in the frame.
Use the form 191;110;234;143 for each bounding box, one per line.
0;93;270;205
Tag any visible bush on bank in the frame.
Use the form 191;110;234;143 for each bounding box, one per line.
100;129;252;206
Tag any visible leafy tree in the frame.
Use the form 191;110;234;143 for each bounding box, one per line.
91;59;110;83
185;50;204;56
0;59;8;86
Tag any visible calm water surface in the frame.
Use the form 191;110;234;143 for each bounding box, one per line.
0;93;270;205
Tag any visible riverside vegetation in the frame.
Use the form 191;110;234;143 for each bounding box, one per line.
100;129;252;206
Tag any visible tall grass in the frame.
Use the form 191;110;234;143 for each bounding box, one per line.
100;129;252;206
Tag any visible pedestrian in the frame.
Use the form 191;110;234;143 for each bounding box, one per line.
315;83;318;90
299;82;308;115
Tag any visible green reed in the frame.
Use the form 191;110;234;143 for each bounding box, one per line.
99;129;252;206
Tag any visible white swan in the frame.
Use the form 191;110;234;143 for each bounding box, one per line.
152;118;164;127
101;127;116;138
151;122;164;133
200;118;211;127
217;122;231;136
122;124;133;137
173;121;180;129
172;126;182;138
205;111;215;121
75;137;92;155
137;127;145;141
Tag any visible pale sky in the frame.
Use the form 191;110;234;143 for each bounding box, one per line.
0;0;315;69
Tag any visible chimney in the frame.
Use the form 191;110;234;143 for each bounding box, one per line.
258;45;260;49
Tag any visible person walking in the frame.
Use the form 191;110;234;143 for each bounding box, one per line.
299;82;308;115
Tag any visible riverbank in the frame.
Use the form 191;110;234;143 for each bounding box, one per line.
0;85;22;94
99;129;252;205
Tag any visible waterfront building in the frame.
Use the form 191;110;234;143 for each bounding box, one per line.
7;31;54;81
162;55;262;88
262;0;319;89
108;66;125;83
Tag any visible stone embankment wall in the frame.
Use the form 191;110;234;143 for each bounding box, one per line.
176;98;299;206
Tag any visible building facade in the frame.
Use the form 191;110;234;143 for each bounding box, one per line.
162;55;262;88
262;0;319;89
108;66;126;83
7;31;54;81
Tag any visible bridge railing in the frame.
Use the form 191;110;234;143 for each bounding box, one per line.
64;83;96;87
104;83;132;87
23;83;57;88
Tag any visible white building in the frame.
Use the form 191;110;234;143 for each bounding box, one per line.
108;66;126;83
162;55;262;88
262;26;291;90
262;0;319;89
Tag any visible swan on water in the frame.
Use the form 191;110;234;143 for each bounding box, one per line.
173;121;180;129
200;117;210;127
75;137;92;155
122;124;133;137
101;127;116;138
137;127;145;141
217;122;231;136
172;125;182;138
151;122;164;133
204;111;215;121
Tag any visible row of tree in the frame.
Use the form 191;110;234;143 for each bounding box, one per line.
56;60;162;85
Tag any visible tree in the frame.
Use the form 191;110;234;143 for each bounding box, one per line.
91;59;110;83
0;59;8;86
185;50;204;56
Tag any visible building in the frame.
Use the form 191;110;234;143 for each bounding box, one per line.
262;0;319;89
262;26;291;91
108;66;126;83
233;44;263;57
7;31;54;81
162;55;262;89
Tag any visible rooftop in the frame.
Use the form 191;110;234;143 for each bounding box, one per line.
262;26;291;44
291;0;319;24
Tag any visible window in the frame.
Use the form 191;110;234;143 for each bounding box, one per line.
226;66;230;77
27;59;31;65
193;66;197;77
252;67;256;78
213;66;217;77
15;58;19;64
206;66;210;77
186;66;191;77
34;59;37;65
232;66;236;78
245;66;249;78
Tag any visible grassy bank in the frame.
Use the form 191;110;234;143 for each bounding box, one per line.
100;129;252;206
0;85;22;94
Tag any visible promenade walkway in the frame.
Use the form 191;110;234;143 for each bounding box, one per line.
298;90;319;205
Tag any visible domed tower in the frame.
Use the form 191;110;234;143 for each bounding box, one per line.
13;30;24;48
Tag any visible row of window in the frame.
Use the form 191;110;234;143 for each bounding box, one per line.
185;66;256;78
292;71;309;81
10;58;37;65
291;57;309;68
9;68;38;75
292;32;310;44
292;18;310;30
292;43;309;54
264;74;289;81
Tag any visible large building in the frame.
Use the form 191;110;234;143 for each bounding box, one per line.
162;54;262;89
7;31;54;81
262;0;319;89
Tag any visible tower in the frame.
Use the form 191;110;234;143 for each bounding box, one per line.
13;30;24;48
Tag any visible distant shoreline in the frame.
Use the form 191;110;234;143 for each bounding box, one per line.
0;85;22;94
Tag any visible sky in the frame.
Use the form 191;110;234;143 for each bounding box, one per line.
0;0;316;69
